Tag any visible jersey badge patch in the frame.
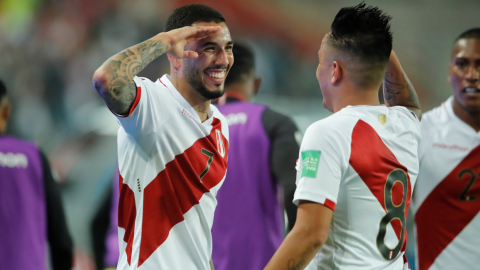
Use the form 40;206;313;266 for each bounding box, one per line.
379;114;386;125
301;151;321;178
215;129;226;158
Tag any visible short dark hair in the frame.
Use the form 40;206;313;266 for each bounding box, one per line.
327;3;392;87
454;28;480;43
0;79;6;102
225;43;255;86
164;4;225;32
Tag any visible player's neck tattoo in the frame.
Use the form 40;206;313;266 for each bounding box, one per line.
194;107;208;114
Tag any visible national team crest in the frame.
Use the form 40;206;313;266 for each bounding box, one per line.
215;129;226;158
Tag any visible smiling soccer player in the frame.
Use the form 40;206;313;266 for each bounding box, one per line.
93;4;232;270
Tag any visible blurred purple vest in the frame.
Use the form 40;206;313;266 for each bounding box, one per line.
104;171;120;267
212;102;283;270
0;136;47;269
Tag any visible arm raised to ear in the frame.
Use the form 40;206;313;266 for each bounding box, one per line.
382;50;422;120
92;26;221;115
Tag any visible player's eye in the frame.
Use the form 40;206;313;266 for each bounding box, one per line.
455;59;467;67
205;47;215;52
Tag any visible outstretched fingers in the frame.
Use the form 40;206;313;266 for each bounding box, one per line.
184;26;222;42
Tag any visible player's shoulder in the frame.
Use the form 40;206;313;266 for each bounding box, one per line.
309;109;360;130
0;135;37;149
421;99;451;136
133;76;170;94
422;102;448;126
304;112;359;142
211;103;226;121
211;104;230;140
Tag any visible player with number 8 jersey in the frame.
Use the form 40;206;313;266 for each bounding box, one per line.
264;3;422;270
297;104;420;269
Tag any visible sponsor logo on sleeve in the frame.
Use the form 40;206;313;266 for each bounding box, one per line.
301;150;321;178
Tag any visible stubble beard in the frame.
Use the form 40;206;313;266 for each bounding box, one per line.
184;62;225;100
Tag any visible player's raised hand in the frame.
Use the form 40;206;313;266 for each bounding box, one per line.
165;26;221;59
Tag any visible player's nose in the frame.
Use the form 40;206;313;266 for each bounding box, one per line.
465;65;479;83
214;49;229;67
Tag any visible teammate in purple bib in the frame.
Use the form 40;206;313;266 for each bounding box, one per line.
0;79;73;270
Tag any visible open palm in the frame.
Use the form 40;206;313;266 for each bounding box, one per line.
166;26;221;59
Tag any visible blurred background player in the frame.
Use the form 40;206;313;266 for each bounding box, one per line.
0;79;73;270
413;28;480;270
211;43;299;270
92;4;231;269
265;3;422;270
92;171;120;270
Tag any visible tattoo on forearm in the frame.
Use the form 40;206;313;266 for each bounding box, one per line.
94;39;166;114
383;72;404;106
287;259;307;270
383;71;420;109
402;72;420;108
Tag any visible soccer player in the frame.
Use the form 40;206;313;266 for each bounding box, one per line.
265;3;422;270
0;79;73;270
413;28;480;270
211;43;299;270
92;4;231;270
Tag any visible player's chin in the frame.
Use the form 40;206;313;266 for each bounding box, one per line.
201;85;224;100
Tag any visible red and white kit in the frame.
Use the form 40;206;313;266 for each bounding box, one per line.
295;105;420;270
413;96;480;270
114;75;229;270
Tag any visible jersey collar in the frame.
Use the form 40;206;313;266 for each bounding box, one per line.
158;75;214;124
444;96;479;135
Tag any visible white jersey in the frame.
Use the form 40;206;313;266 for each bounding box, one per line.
114;75;229;270
294;105;421;270
413;96;480;270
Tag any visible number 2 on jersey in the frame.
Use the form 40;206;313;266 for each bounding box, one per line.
376;168;408;261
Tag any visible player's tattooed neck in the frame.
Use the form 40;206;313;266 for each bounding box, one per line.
194;107;208;114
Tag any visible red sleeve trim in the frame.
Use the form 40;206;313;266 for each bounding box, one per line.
128;86;142;115
324;199;336;211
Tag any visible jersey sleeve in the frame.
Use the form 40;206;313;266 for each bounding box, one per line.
293;122;348;211
115;76;172;142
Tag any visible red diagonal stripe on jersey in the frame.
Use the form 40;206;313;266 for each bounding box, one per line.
415;144;480;270
139;118;228;266
117;173;136;265
349;120;412;250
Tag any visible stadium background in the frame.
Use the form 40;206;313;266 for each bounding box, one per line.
0;0;478;269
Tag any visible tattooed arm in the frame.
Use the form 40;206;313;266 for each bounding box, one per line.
264;201;332;270
382;50;422;120
92;26;221;115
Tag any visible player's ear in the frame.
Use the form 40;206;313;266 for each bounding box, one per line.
331;61;342;85
253;77;262;96
167;54;182;69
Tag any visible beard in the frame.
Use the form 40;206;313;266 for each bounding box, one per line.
184;62;225;100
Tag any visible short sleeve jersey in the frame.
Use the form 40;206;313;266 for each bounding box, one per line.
294;105;421;270
114;75;229;270
413;96;480;270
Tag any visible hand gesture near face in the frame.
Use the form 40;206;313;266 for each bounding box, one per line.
165;26;222;59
